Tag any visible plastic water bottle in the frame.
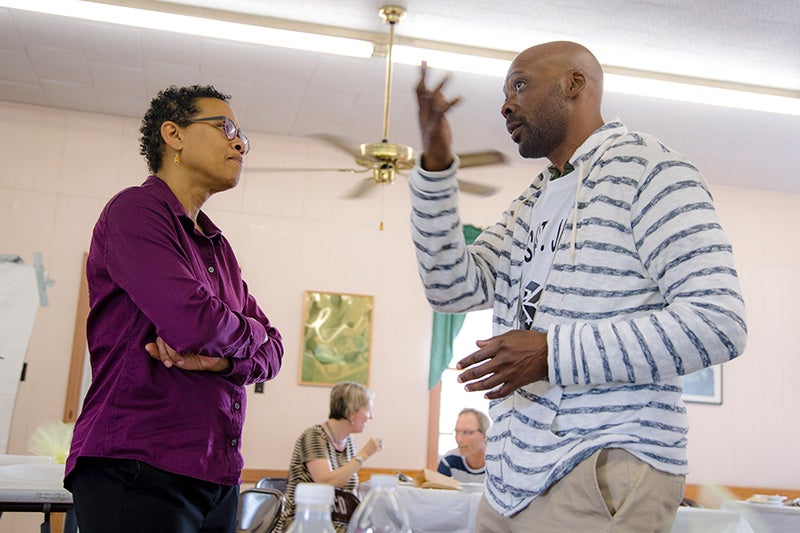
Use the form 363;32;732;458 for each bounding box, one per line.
346;474;412;533
286;483;336;533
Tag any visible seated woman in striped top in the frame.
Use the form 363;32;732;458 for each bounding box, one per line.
276;381;383;532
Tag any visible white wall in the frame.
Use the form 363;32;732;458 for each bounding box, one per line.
684;186;800;488
0;101;798;529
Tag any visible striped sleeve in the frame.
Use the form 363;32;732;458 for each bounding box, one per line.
408;157;528;315
546;134;747;385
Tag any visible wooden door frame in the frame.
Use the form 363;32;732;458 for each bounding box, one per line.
64;253;89;423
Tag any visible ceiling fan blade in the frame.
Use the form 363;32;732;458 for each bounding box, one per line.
343;177;376;199
457;150;507;168
458;179;500;197
308;133;361;159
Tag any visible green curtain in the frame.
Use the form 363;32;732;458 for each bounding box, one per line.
428;224;483;389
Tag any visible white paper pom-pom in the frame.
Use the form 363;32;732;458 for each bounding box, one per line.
27;421;74;464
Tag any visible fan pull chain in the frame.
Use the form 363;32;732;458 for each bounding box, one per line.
379;184;386;230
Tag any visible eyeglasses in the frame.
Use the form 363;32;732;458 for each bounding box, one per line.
188;115;250;154
454;429;481;437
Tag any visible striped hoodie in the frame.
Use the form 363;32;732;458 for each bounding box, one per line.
409;121;747;516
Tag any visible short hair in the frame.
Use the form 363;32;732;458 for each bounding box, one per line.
458;408;491;433
329;381;374;420
138;84;231;174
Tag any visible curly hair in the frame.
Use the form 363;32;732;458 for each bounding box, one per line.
138;84;231;174
329;381;374;420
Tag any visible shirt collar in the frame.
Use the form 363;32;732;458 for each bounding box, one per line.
548;161;575;181
145;175;222;238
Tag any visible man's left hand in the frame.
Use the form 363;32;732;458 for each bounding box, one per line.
456;330;549;399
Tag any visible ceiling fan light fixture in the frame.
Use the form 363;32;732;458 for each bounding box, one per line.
378;5;406;25
373;165;396;184
358;142;414;167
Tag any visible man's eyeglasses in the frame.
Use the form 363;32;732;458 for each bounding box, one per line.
188;116;250;154
454;429;481;437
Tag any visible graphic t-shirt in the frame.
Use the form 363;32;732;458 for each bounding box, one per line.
519;172;577;329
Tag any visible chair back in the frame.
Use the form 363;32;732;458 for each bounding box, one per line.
255;476;288;494
331;487;360;527
237;487;286;533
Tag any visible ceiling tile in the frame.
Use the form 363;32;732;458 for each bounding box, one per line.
0;49;38;84
28;45;92;86
144;61;202;96
88;62;147;98
196;77;254;112
141;28;203;65
80;21;143;67
11;9;83;50
242;77;306;135
255;46;320;82
40;80;99;112
0;9;23;50
0;80;47;106
96;92;150;118
200;38;264;80
294;88;358;126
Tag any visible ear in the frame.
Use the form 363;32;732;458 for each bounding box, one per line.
160;121;183;151
565;70;586;98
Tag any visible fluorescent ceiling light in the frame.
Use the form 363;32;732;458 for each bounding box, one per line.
393;45;511;78
3;0;798;116
0;0;374;58
604;74;800;116
394;45;800;116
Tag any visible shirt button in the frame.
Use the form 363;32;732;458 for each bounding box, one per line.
230;438;238;446
208;266;215;274
233;402;241;410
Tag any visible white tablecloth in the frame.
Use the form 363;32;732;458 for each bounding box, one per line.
722;500;800;533
672;506;753;533
395;485;481;533
0;454;71;504
395;485;754;533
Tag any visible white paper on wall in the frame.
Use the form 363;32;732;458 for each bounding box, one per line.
0;260;39;453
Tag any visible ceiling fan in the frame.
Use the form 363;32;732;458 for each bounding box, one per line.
248;5;507;199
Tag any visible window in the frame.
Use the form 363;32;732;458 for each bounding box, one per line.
437;309;493;456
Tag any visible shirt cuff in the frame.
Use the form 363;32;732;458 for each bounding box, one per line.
245;316;269;347
414;153;460;175
410;154;461;192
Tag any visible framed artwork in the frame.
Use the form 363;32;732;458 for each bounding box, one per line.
299;291;373;386
682;365;722;404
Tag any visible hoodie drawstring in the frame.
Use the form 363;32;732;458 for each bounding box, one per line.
569;161;583;261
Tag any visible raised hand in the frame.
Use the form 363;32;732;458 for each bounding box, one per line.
415;61;461;171
359;436;384;459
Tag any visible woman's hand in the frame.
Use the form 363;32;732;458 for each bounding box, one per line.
307;436;384;488
358;437;384;460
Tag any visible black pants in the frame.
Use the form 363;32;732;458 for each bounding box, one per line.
67;457;239;533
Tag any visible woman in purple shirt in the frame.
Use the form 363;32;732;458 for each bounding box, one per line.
64;85;284;532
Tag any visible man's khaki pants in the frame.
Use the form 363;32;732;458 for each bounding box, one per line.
476;448;685;532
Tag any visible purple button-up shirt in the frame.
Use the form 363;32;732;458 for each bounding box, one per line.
65;176;283;486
